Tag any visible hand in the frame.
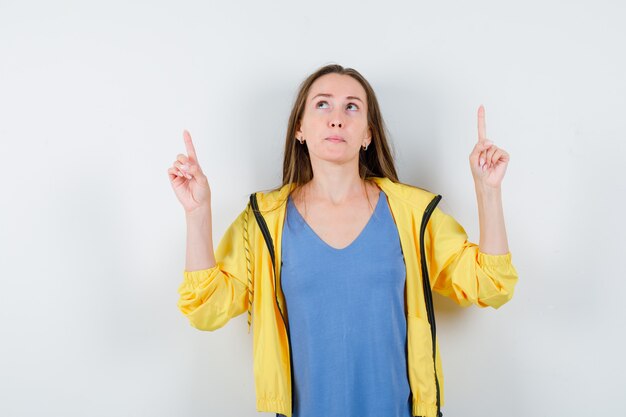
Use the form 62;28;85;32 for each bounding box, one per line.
469;105;510;189
168;130;211;213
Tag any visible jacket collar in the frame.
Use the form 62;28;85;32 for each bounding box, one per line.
254;177;436;212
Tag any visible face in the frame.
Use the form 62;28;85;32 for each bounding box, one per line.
296;73;371;165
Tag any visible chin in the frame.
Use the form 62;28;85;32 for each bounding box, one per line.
312;151;358;165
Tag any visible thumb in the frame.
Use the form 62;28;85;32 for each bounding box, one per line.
187;162;207;180
470;139;493;158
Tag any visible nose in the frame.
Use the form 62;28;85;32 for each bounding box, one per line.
328;115;343;129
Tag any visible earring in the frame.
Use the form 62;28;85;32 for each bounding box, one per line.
297;137;305;144
362;143;368;151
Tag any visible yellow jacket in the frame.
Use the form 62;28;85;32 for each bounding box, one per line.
177;176;519;417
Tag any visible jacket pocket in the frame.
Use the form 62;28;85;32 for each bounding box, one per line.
406;314;437;404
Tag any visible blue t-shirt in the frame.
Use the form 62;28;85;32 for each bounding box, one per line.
278;189;412;417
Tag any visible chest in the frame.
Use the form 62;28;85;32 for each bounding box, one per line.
291;199;379;250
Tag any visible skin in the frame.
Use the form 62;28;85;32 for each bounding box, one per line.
169;75;511;255
470;105;511;254
290;73;380;249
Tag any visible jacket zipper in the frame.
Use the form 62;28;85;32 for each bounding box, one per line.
249;194;288;327
420;194;443;417
249;194;294;417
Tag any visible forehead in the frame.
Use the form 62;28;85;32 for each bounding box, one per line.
307;73;367;101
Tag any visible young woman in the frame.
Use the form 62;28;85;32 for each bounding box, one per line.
168;64;518;417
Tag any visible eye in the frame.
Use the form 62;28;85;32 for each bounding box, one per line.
315;100;359;111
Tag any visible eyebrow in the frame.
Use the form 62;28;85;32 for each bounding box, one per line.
311;93;364;104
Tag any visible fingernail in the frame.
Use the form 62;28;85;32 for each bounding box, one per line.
485;140;492;146
479;158;485;167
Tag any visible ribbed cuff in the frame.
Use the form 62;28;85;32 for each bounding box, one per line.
182;267;218;288
478;251;512;266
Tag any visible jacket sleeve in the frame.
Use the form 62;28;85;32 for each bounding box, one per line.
427;207;519;309
177;205;252;331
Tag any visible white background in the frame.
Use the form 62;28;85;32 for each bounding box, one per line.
1;0;624;416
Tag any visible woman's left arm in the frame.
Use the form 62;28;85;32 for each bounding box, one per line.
427;106;517;308
470;105;511;255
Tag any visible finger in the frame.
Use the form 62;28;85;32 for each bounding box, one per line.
169;167;183;178
491;149;503;165
491;148;502;164
183;130;198;162
174;160;189;171
172;162;192;179
492;149;510;164
176;154;189;164
485;145;498;167
477;105;487;142
470;140;492;167
176;155;191;172
168;167;186;180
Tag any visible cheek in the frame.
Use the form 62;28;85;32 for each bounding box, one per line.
355;119;370;134
301;114;325;131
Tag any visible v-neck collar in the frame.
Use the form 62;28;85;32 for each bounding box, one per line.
287;190;385;251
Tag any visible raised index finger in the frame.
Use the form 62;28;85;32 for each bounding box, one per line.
183;130;198;162
477;105;487;142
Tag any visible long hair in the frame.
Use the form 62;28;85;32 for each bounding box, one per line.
280;64;399;189
257;63;436;212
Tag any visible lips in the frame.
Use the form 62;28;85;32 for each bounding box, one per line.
326;135;345;142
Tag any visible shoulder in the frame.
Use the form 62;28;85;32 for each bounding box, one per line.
250;183;295;213
371;176;440;213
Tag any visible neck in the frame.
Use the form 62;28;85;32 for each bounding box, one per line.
303;160;367;206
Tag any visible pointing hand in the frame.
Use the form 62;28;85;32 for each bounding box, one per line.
168;130;211;213
469;105;510;188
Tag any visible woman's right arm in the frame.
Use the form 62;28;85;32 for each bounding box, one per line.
185;206;216;271
168;130;250;331
168;128;216;273
178;206;251;331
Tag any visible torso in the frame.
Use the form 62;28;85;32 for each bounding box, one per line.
289;180;382;250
